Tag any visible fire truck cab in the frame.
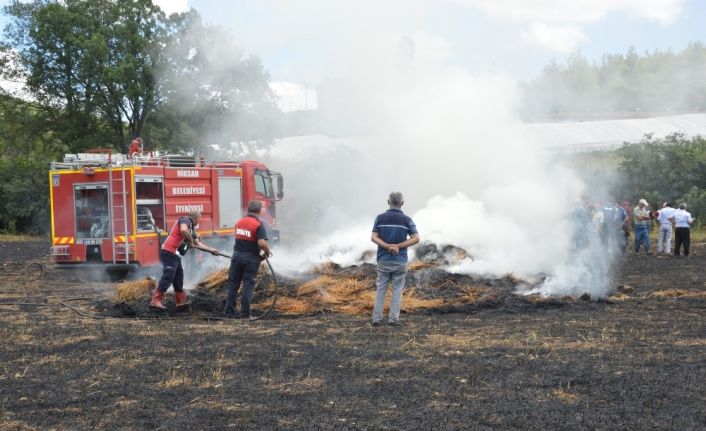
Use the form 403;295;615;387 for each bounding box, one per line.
49;151;283;279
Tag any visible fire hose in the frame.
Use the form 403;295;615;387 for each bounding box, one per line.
194;245;279;321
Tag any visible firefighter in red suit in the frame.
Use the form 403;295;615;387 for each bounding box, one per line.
150;210;218;311
224;200;272;318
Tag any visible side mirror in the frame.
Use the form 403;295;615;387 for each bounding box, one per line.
276;174;284;200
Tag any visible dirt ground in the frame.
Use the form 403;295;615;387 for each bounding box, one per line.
1;239;705;430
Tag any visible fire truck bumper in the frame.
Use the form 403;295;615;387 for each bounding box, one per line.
52;262;140;280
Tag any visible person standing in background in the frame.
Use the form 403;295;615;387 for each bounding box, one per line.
591;203;604;237
656;202;675;256
371;192;420;327
670;203;694;257
601;200;620;253
617;202;630;254
621;200;632;248
572;201;591;250
633;199;651;256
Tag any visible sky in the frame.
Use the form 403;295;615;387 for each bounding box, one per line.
161;0;705;110
1;0;705;109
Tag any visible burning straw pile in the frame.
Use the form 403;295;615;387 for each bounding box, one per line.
272;274;494;316
109;242;549;317
189;242;536;317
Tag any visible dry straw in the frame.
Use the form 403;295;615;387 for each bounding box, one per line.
272;273;491;316
609;292;631;301
199;268;229;291
191;260;504;316
197;266;272;292
648;289;706;299
116;277;156;302
408;261;434;271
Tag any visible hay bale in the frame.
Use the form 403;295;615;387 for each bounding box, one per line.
116;277;156;302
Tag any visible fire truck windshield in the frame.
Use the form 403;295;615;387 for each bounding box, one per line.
254;169;274;199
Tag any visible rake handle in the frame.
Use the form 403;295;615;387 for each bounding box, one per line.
193;244;232;259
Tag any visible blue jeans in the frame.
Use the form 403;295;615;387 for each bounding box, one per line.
225;252;261;316
158;250;183;293
634;225;650;253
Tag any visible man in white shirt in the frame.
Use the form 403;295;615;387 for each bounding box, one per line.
669;203;694;257
656;202;675;256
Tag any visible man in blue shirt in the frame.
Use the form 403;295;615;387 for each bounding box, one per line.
371;192;420;326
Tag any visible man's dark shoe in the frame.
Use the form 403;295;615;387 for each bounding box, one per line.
388;321;402;327
237;313;252;319
224;312;236;319
372;321;382;327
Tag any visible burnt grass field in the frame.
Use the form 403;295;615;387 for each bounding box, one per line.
1;239;705;430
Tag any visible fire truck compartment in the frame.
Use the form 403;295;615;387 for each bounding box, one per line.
74;184;110;240
217;177;242;228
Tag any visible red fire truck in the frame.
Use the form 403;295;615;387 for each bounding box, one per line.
48;150;283;279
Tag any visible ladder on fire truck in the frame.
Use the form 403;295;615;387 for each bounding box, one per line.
108;165;130;264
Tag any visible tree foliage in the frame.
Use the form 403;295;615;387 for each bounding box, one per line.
0;94;64;233
616;133;706;227
1;0;280;155
147;10;281;155
0;1;282;233
523;43;706;119
2;0;166;152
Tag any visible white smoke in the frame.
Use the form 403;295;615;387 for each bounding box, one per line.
254;54;614;297
176;2;622;297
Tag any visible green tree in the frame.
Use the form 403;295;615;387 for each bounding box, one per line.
523;43;706;119
0;94;64;233
148;10;281;155
2;0;167;152
617;133;706;226
0;2;282;233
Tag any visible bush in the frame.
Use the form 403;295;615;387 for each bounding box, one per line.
0;158;50;234
616;133;706;226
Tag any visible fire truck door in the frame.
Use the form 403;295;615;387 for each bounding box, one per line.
218;177;242;228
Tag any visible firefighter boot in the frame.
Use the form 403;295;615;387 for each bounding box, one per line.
175;291;191;311
149;289;167;311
